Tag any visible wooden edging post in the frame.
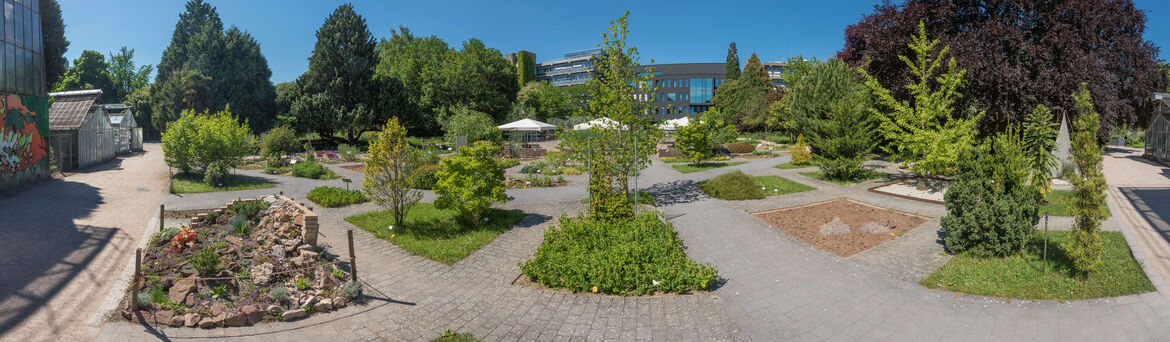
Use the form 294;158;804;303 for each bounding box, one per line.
129;248;141;311
158;204;164;232
348;229;357;282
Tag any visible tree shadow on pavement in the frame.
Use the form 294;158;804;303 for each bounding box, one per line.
0;180;111;336
645;180;708;206
1120;187;1170;243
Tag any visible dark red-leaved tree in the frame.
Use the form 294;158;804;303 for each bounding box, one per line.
840;0;1168;138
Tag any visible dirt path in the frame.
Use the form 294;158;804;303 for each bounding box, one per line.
0;143;168;341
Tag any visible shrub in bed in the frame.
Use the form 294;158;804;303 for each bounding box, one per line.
520;212;717;295
307;186;369;208
291;160;335;179
697;170;766;200
190;247;222;277
410;164;440;190
725;142;755;154
941;137;1039;257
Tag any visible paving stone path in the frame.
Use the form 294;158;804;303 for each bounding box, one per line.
97;153;1170;341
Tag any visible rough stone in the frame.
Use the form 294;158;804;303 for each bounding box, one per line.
240;304;263;324
314;299;333;312
211;304;228;316
282;308;306;320
168;275;198;303
184;293;197;307
858;221;891;234
169;314;185;327
332;296;347;308
301;250;319;260
212;313;228;327
818;217;851;236
198;316;215;328
270;245;286;259
154;310;174;326
184;313;200;327
266;305;283;314
225;312;246;327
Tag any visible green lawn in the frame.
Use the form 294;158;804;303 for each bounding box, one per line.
1043;190;1112;217
922;231;1153;300
171;173;275;194
660;157;690;164
345;203;527;264
671;161;747;174
754;175;816;196
773;162;814;170
798;170;886;185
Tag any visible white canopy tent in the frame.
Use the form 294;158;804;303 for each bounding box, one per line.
498;118;556;143
572;117;626;130
658;117;691;132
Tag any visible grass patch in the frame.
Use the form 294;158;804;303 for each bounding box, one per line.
922;231;1153;300
798;170;886;185
171;173;274;194
1043;190;1111;217
660;157;689;163
773;162;814;170
432;330;482;342
520;212;717;296
671;161;747;174
754;175;815;196
345;203;526;264
306;186;368;208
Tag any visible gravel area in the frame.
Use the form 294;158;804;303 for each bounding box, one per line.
753;198;930;257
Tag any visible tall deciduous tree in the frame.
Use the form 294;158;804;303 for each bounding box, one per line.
1066;83;1108;275
290;4;401;145
517;81;586;121
54;50;115;102
363;117;421;226
436;38;518;122
724;42;740;81
861;22;981;181
107;46;153;102
840;0;1167;137
41;0;69;89
375;26;449;134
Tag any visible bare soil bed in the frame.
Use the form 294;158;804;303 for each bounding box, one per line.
753;198;930;257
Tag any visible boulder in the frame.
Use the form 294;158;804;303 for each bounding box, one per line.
225;313;247;327
282;308;306;320
169;314;185;327
169;275;198;303
266;305;284;314
314;299;333;312
252;263;275;285
293;213;305;226
155;310;174;326
211;304;228;316
212;313;228;327
184;313;201;327
332;296;347;308
240;304;264;324
198;316;215;328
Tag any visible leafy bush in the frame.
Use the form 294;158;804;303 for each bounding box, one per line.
190;247;222;277
363;117;422;226
307;186;369;208
941;141;1039;257
675;120;714;165
202;160;230;186
409;164;440;190
229;199;270;221
791;134;812;165
162;108;253;174
150;227;183;245
521;212;718;295
697;170;766;200
260;125;300;160
294;276;310;290
442;106;501;144
725;142;755;154
434;142;513;222
291;160;336;179
229;215;249;235
338;143;360;161
136;290;151;309
268;286;289;302
342;281;362;298
545;150;569;167
211;285;229;299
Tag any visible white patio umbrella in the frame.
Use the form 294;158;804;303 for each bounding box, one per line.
497;118;556;132
572;117;626;130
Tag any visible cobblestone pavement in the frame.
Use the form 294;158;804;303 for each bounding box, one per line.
99;153;1170;341
0;144;170;342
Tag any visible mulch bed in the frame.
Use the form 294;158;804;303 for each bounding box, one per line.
753;198;930;257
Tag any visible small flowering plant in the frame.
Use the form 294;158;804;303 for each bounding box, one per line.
170;227;198;250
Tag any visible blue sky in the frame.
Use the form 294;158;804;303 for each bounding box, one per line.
60;0;1170;84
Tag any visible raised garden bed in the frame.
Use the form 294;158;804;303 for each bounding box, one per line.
868;178;950;205
753;198;930;257
121;196;361;328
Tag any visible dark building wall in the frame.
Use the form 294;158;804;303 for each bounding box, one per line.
642;63;725;120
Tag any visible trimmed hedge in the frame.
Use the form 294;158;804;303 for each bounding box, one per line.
307;186;369;208
520;212;717;295
725;142;755;154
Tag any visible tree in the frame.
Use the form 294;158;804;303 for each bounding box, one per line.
441;106;501;144
724;42;740;81
675;120;713;165
259;125;299;161
861;22;981;182
54;50;115;102
713;53;770;131
840;0;1168;138
41;0;69;89
363;117;421;226
517;81;586;121
375;26;449;134
126;86;156;139
941;134;1039;257
436;38;518;122
273;82;296;125
1066;83;1108;275
107;47;153;102
574;12;663;220
289;4;399;145
161;107;252;174
792;59;873;180
434;141;512;222
1023;104;1058;195
151;0;277;133
1163;63;1170;93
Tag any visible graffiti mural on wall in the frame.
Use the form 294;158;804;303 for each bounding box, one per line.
1;93;49;177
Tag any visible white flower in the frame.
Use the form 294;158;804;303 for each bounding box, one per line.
388;225;394;230
652;280;660;286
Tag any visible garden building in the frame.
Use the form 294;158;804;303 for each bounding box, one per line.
1146;92;1170;166
498;118;556;143
102;103;142;154
0;0;51;190
48;89;116;170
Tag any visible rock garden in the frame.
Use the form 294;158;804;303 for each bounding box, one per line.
122;196;362;328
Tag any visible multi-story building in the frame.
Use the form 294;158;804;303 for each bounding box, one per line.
0;0;50;190
638;63;726;119
763;61;787;87
534;48;600;87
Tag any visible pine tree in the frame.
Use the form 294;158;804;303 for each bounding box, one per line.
1022;104;1058;195
725;42;740;80
739;53;770;92
1065;83;1108;275
41;0;69;88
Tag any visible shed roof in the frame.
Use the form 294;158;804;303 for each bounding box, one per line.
49;89;104;129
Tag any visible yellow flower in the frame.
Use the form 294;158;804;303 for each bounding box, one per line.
591;286;598;293
391;234;396;238
889;233;895;237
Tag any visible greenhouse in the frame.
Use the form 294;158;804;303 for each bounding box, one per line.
1146;92;1170;166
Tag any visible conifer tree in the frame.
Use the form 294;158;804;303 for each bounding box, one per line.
725;42;740;81
1065;83;1108;275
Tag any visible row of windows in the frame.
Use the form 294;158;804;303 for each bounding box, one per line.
0;0;42;95
655;92;690;102
652;105;711;115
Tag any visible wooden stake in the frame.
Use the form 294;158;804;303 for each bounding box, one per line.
348;229;357;282
159;204;164;232
129;248;141;311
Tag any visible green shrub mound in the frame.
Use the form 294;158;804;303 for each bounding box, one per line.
941;146;1040;257
202;161;230;186
307;186;369;208
698;170;766;200
725;142;755;154
411;164;440;190
521;212;717;296
291;160;337;179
